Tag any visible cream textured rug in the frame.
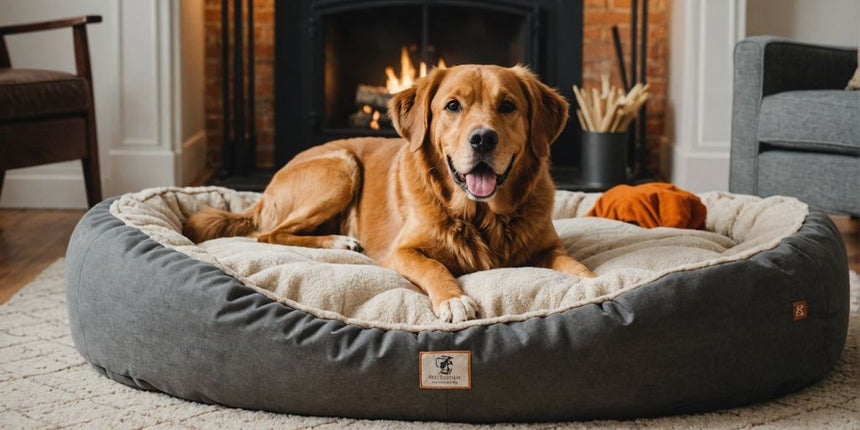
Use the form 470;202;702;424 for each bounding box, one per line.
1;260;858;429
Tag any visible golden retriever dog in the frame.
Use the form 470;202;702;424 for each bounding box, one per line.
184;65;595;323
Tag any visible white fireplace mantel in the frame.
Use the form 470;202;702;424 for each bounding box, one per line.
665;0;746;192
0;0;205;209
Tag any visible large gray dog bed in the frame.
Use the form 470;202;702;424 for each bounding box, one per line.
66;186;849;422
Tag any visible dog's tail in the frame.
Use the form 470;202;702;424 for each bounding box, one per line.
183;203;259;243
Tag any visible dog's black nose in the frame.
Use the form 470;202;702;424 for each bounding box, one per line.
468;128;499;153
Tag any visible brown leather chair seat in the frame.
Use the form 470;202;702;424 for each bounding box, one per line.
0;69;90;120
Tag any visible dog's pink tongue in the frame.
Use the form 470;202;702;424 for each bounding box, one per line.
465;171;497;197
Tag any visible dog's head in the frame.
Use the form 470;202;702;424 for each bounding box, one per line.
390;65;568;203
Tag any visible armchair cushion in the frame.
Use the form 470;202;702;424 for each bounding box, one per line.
0;68;90;120
757;90;860;155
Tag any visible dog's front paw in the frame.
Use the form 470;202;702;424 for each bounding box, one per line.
553;256;597;278
579;268;598;278
330;235;364;252
435;295;479;323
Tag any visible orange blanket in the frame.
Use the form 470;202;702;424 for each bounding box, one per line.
586;182;707;229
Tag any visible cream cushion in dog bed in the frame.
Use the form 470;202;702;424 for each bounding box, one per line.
109;186;808;331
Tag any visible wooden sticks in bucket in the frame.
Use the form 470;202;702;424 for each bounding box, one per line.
573;74;650;133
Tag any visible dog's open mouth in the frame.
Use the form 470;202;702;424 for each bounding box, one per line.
447;155;516;200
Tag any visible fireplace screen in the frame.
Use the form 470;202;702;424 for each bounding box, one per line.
322;4;529;133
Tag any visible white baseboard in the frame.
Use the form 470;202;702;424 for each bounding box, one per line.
0;162;89;209
670;145;731;193
181;130;207;185
0;143;205;209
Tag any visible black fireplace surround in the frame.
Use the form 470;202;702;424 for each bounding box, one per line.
275;0;584;173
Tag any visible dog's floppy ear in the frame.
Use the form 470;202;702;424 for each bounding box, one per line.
513;65;569;158
389;68;446;152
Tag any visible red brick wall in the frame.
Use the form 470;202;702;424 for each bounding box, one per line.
583;0;670;173
203;0;669;171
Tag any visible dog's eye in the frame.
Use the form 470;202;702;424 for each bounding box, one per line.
499;100;516;113
445;100;461;113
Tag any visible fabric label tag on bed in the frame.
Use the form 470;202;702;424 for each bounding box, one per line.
419;351;471;389
793;300;808;321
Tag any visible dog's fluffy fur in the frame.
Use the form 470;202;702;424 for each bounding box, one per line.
184;65;595;322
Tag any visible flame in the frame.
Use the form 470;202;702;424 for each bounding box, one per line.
385;47;447;94
369;110;381;130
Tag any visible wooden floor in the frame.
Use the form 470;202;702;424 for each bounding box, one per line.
833;215;860;273
0;209;858;304
0;209;85;303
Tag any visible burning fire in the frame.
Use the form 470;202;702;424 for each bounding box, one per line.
361;104;382;130
385;47;447;94
370;110;381;130
351;47;448;131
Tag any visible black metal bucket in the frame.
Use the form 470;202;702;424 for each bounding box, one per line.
581;131;629;187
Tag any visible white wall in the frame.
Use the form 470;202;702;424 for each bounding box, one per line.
666;0;746;193
0;0;206;209
180;0;208;185
747;0;860;46
181;0;205;143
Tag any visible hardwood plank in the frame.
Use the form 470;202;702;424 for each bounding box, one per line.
0;209;84;303
831;215;859;273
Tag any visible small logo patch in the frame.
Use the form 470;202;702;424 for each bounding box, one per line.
419;351;471;389
793;300;808;321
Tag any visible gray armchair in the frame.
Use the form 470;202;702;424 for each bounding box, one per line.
731;36;859;216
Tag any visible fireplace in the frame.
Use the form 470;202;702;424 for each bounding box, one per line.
321;6;527;133
275;0;584;172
